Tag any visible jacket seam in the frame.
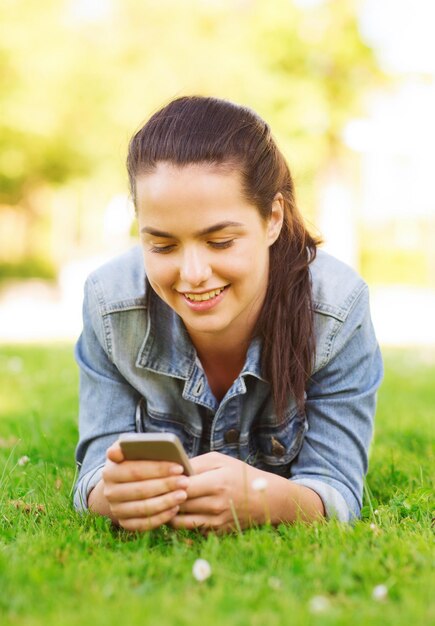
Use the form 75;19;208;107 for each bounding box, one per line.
312;280;367;323
341;281;368;319
312;282;368;373
322;283;369;371
89;274;114;361
313;318;341;372
101;300;148;315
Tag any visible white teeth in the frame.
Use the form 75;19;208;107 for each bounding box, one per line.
184;287;225;302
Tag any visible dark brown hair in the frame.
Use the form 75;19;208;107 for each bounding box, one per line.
127;96;320;419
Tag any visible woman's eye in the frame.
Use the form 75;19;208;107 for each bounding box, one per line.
208;240;234;249
149;244;175;254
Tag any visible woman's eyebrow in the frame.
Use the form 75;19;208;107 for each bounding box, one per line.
140;226;173;237
140;221;243;238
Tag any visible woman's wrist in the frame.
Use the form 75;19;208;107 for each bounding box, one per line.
88;479;118;522
266;473;325;524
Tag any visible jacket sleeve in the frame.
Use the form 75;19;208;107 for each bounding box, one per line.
290;284;383;521
73;275;141;511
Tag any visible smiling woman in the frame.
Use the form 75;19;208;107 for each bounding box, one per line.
135;163;281;352
73;96;383;533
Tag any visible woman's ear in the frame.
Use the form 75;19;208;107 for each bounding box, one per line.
267;192;284;245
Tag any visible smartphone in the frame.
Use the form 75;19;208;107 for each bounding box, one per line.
118;433;193;475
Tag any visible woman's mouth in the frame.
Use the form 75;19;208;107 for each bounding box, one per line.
180;285;229;311
184;286;226;302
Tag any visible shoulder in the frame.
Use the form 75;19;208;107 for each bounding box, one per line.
85;245;147;312
309;248;367;323
80;246;148;362
309;249;372;373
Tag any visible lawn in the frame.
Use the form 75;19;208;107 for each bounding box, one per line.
0;344;433;626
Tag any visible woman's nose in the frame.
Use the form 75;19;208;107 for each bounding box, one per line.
179;247;212;286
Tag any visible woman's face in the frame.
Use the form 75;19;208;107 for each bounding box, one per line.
136;162;283;345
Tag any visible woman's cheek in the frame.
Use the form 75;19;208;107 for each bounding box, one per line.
144;255;175;286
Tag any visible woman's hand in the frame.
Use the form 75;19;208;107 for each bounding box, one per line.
170;452;323;534
98;442;190;531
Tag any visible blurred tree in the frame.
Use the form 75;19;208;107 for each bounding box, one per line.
0;0;381;272
246;0;383;208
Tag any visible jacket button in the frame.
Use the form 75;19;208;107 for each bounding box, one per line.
271;436;286;457
224;429;240;444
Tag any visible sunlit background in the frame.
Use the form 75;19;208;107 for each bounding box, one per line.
0;0;434;346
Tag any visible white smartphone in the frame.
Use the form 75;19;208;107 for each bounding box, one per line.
118;433;193;475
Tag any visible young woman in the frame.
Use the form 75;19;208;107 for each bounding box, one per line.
74;96;383;533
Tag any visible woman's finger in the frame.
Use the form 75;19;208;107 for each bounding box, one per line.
189;451;227;474
106;441;124;463
119;506;180;532
103;459;184;483
181;467;223;500
109;489;188;520
105;475;189;503
170;513;232;533
177;495;223;515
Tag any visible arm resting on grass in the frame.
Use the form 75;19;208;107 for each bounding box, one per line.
289;285;383;521
73;275;140;512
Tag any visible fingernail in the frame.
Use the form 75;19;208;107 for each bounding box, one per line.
176;477;189;488
170;465;184;475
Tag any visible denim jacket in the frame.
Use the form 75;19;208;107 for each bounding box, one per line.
73;245;383;522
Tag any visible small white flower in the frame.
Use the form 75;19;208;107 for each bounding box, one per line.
268;577;282;590
192;559;212;582
18;456;30;466
309;595;330;614
372;584;388;601
374;509;379;515
370;523;377;530
251;477;268;492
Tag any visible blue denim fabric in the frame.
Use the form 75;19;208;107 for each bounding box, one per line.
73;246;383;521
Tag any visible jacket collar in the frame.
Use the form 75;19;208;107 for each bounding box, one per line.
136;286;196;379
136;287;266;382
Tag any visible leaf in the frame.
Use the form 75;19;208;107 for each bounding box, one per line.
10;500;46;515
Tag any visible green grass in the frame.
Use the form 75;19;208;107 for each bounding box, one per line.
0;344;433;626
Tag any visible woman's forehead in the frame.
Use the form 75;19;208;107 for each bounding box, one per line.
135;163;246;208
135;164;264;234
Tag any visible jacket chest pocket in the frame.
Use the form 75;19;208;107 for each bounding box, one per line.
135;397;200;457
249;408;308;477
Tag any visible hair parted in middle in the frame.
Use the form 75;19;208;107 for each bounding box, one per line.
127;95;321;420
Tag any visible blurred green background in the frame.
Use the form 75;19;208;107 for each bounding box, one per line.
0;0;434;344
